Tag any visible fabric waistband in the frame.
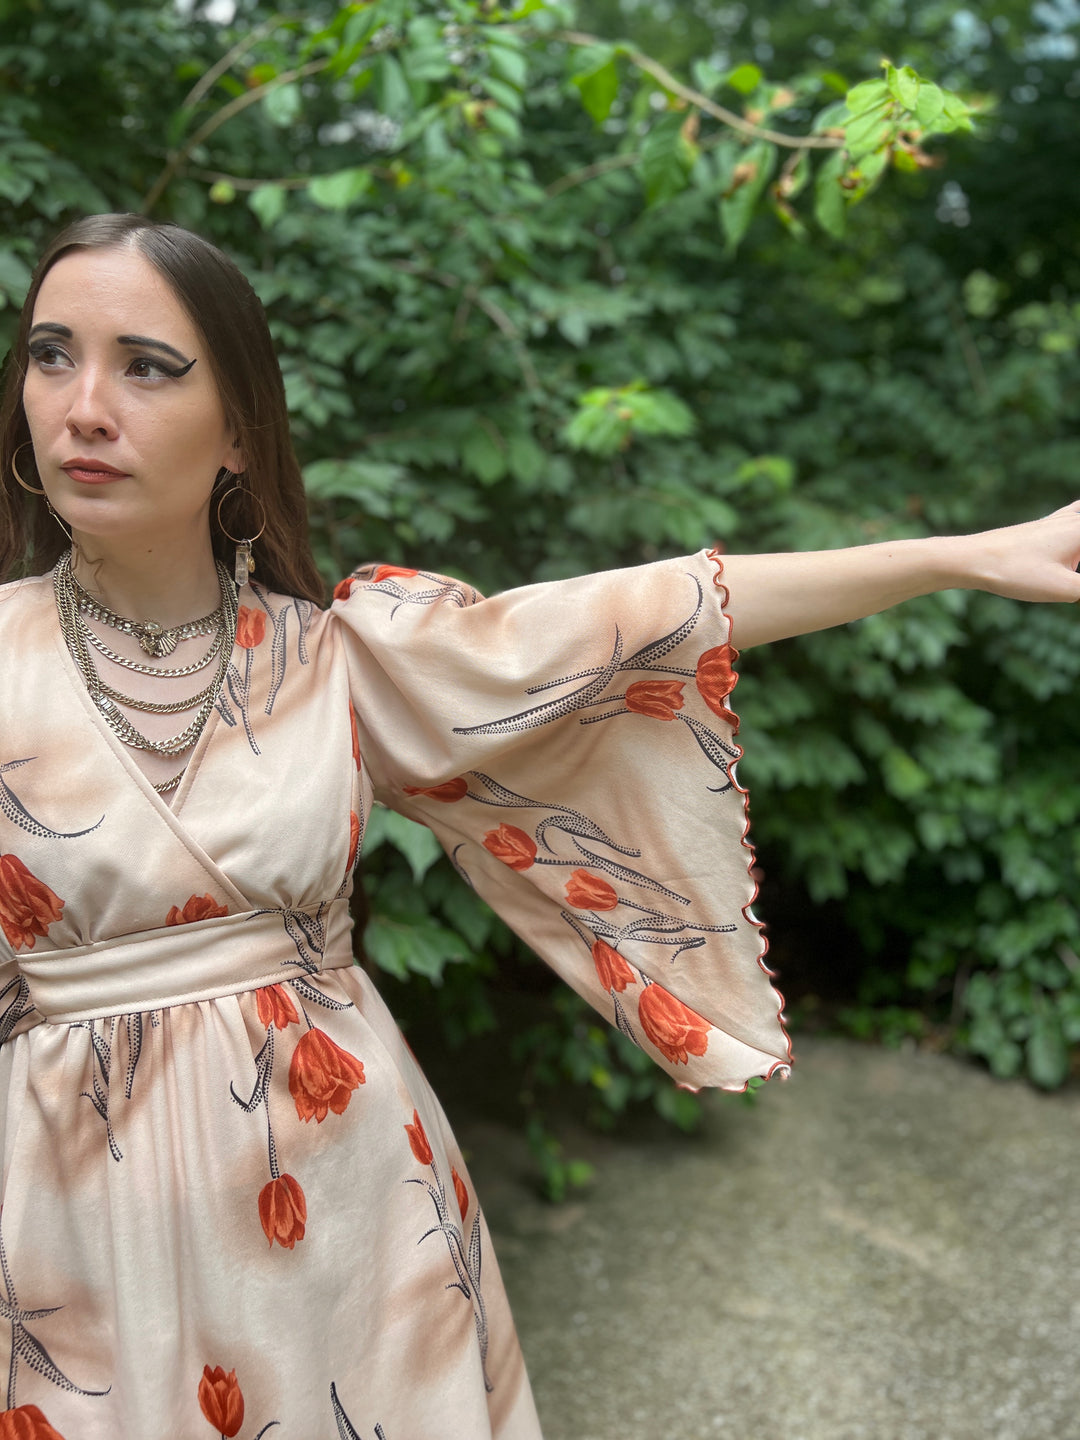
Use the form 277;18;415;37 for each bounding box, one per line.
19;900;355;1024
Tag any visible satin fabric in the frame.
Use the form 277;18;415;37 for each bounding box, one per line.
0;551;791;1437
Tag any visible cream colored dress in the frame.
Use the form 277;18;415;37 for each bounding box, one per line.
0;551;791;1439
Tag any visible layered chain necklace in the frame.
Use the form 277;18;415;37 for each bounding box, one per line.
53;549;238;795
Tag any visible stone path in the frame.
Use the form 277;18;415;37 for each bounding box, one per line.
453;1035;1079;1440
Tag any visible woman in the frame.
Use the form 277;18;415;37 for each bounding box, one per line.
1;213;1078;1439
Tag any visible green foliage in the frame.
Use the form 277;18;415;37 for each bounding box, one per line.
2;0;1078;1184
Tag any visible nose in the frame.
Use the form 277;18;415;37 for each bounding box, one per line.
64;366;120;442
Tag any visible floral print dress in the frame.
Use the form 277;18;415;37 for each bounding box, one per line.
0;551;791;1438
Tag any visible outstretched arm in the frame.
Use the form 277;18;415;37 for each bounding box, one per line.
719;502;1080;649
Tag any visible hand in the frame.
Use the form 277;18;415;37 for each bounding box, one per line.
961;501;1080;604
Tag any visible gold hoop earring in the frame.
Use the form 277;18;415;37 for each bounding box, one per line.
11;442;46;495
216;484;267;587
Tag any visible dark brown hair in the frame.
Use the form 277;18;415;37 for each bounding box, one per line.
0;213;325;603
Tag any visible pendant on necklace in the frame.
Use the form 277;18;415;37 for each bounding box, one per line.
138;623;178;658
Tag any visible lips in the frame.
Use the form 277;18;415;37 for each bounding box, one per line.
61;458;130;484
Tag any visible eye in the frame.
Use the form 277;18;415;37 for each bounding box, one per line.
127;356;173;380
28;340;72;369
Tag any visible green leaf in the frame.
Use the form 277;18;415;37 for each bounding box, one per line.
482;74;523;113
462;426;508;484
249;183;286;229
489;43;528;89
208;179;235;204
641;110;693;207
362;807;444;884
572;53;619;124
376;53;412;118
308;167;372;211
1026;1014;1070;1089
719;140;777;253
725;63;762;96
886;64;920;110
263;81;301;127
844;103;891;160
0;249;32;304
914;81;944;125
844;78;889;116
814;148;849;237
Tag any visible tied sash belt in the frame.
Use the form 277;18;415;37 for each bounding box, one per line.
18;901;356;1024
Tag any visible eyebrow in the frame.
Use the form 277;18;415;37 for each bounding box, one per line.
28;322;194;366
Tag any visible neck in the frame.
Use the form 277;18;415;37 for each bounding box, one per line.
69;531;225;628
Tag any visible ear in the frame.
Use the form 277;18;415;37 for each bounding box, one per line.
220;433;246;477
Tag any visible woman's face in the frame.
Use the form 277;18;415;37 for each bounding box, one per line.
21;245;242;551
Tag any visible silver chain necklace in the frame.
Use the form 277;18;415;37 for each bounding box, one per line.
54;551;238;791
72;571;224;658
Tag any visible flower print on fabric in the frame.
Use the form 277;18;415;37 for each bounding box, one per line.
289;1029;365;1123
231;985;363;1250
637;981;711;1065
258;1175;307;1250
234;608;267;651
216;588;312;755
592;939;635;993
256;984;299;1031
564;870;618;911
348;702;361;773
402;778;468;803
402;1109;491;1393
449;571;740;793
329;1382;387;1439
482;824;537;871
0;854;64;952
196;1364;280;1437
198;1366;243;1437
0;1406;67;1439
166;895;230;927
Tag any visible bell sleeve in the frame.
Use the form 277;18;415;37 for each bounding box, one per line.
331;551;793;1093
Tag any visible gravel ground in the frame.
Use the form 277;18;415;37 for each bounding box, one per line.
452;1034;1080;1440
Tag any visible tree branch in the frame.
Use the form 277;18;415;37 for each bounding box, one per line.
558;30;843;151
141;57;327;214
180;12;303;111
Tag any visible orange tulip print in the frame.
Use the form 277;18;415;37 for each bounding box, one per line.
332;576;356;602
0;1406;66;1440
289;1028;366;1123
258;1174;307;1249
347;810;361;872
452;1167;470;1220
197;1365;244;1437
234;606;267;650
372;564;419;583
405;1109;433;1166
695;644;739;731
592;939;636;993
482;824;538;871
637;983;711;1065
565;870;618;911
166;894;229;927
348;700;361;772
255;983;299;1031
624;680;685;721
0;854;63;953
403;777;469;802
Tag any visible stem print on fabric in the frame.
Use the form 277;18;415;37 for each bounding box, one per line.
329;1382;387;1440
335;566;478;613
0;1212;109;1416
197;1364;279;1438
402;1110;491;1393
230;983;365;1250
0;758;103;841
448;573;740;792
0;975;35;1053
215;591;312;755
